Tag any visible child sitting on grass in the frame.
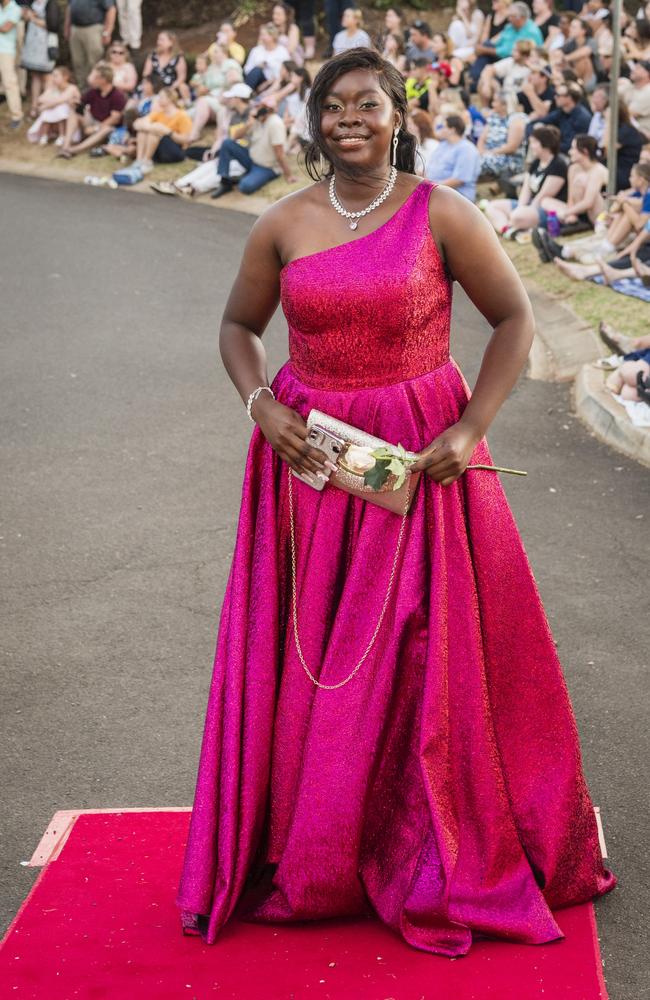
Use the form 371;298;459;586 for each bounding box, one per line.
26;66;80;146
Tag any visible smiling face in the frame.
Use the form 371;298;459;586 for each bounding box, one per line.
320;68;399;168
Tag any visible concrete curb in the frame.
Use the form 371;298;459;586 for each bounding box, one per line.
523;275;649;466
0;157;271;217
574;364;650;467
525;280;602;382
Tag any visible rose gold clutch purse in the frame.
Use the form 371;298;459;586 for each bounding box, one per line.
291;408;422;514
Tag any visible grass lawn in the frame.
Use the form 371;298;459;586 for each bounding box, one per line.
0;108;311;207
502;237;650;341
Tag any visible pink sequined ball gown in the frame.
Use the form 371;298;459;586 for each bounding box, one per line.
176;179;617;956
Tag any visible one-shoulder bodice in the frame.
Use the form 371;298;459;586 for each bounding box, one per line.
279;179;452;390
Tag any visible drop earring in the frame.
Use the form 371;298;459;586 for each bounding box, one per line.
391;125;399;167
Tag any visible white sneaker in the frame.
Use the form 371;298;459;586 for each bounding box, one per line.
38;135;48;146
54;135;64;147
139;160;154;175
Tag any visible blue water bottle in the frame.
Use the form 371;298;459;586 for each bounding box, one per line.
547;210;561;238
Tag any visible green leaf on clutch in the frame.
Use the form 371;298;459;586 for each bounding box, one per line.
364;459;391;490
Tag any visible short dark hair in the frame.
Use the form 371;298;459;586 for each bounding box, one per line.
445;113;466;136
303;48;417;180
531;123;561;155
411;19;432;37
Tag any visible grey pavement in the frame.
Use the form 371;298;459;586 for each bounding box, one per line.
1;172;647;999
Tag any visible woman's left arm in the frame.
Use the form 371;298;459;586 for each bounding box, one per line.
409;187;535;485
175;55;188;86
489;115;525;156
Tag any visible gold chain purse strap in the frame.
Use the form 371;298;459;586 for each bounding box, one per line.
287;464;412;690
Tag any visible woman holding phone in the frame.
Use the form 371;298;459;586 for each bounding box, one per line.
176;48;617;956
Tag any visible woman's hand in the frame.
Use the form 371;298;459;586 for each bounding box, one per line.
252;395;333;481
408;422;481;486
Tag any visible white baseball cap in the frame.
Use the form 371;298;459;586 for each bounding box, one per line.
222;83;253;100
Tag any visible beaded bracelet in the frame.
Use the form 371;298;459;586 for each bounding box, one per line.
246;385;275;422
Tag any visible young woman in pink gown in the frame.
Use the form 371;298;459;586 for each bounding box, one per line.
176;49;617;956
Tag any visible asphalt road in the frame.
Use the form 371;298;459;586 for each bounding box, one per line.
1;172;647;999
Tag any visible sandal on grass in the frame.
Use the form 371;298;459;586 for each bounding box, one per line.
598;320;628;355
150;180;179;196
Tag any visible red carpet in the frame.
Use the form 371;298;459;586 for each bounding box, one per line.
0;810;609;999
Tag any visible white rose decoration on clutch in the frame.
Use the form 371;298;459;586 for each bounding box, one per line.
340;445;377;475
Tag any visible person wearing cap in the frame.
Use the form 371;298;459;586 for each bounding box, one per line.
405;20;435;63
151;81;254;196
211;92;298;197
517;59;555;119
619;59;650;137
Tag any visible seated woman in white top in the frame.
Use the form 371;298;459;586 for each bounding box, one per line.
244;23;291;92
448;0;485;61
332;8;373;56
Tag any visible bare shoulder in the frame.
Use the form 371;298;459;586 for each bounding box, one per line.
244;182;326;260
426;184;494;251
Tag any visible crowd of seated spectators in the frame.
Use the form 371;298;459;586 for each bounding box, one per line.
3;0;650;308
1;0;649;404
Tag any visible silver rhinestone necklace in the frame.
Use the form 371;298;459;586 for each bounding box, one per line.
328;166;398;230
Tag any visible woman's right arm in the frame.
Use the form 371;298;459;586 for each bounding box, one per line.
517;173;532;205
219;206;331;478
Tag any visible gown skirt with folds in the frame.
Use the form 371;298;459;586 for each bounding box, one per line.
175;178;617;957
